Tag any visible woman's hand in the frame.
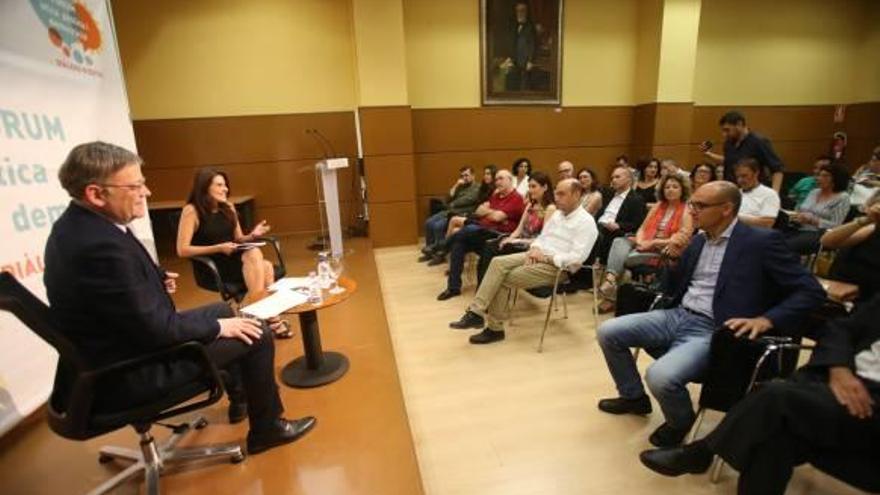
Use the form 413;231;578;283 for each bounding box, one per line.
218;242;237;256
250;220;271;238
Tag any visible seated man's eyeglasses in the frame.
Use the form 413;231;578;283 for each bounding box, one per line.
687;200;727;212
100;181;148;191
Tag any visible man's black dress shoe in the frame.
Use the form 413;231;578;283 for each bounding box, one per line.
649;422;692;448
228;401;248;424
417;254;433;262
420;246;434;255
427;254;447;266
437;289;461;301
449;311;484;329
639;441;713;476
246;417;317;455
597;395;652;415
469;328;505;344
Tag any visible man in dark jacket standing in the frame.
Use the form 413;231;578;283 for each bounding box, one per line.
43;142;315;455
639;295;880;495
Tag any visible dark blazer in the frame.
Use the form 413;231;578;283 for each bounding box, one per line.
596;189;647;234
44;202;219;370
808;294;880;391
665;221;824;332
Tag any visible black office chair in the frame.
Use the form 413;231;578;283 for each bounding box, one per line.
190;234;287;310
0;272;245;495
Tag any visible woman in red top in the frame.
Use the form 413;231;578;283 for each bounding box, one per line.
597;174;693;313
476;171;555;283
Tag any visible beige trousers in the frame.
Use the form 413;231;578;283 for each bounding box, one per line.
468;251;560;330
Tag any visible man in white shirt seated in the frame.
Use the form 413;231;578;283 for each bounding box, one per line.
735;158;780;228
448;179;599;345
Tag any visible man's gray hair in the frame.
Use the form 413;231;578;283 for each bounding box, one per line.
614;165;635;183
58;141;143;199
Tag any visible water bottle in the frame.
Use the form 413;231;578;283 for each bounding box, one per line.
317;251;332;289
307;271;323;304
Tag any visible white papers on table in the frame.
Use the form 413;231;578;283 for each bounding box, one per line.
240;290;309;319
235;241;267;251
268;277;312;291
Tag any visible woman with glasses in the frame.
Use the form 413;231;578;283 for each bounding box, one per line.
597;175;693;313
690;163;714;191
177;168;290;337
784;163;851;255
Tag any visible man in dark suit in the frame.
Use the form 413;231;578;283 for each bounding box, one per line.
596;181;824;447
43;142;315;455
639;295;880;495
592;166;647;263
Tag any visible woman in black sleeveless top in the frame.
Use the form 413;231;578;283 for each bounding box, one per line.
820;192;880;304
177;169;290;336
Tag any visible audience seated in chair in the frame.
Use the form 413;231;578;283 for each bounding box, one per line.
734;158;780;229
419;165;481;262
849;145;880;211
597;174;693;313
690;163;715;192
783;163;851;255
176;168;290;338
429;165;497;266
639;294;880;495
477;171;556;284
576;167;603;217
634;157;661;207
448;179;598;344
820;190;880;305
591;166;648;265
557;160;575;182
512;157;532;198
787;155;831;209
660;158;691;183
596;181;824;448
46;142;315;454
436;170;525;300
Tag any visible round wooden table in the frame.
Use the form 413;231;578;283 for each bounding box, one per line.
280;276;357;388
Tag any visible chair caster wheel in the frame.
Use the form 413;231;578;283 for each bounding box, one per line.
231;453;246;464
98;454;114;464
194;418;208;430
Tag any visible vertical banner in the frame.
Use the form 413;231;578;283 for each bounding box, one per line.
0;0;152;436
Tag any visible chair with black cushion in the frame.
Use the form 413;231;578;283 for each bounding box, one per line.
190;234;286;311
0;272;244;495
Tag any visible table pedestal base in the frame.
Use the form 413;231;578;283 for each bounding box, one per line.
280;309;349;388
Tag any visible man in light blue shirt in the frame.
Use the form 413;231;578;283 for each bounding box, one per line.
596;182;823;448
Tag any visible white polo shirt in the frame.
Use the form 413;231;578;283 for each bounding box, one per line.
740;183;780;220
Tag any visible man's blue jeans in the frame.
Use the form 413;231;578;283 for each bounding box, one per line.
424;211;449;249
596;307;715;429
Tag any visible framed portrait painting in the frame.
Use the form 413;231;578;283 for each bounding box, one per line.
481;0;564;105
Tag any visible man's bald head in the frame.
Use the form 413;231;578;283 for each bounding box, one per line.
703;180;742;214
557;161;575;180
554;178;583;214
494;169;515;193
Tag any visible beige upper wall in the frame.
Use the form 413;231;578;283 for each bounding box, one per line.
112;0;357;119
693;0;868;106
351;0;410;106
855;1;880;103
404;0;641;109
655;0;701;103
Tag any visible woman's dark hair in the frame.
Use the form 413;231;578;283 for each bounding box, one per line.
819;163;850;193
478;165;498;202
528;171;554;207
512;157;532;176
576;167;600;192
690;162;714;181
187;168;236;225
636;157;660;180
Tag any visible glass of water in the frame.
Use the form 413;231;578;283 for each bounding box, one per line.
328;255;345;295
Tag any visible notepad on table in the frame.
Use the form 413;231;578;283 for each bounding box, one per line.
269;277;312;292
240;290;309;319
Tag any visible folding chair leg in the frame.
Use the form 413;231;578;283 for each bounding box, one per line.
509;289;518;327
561;291;568;319
688;408;705;443
537;291;556;353
709;456;725;483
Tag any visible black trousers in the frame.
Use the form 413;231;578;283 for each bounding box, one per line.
783;230;823;256
705;370;880;495
97;302;283;433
